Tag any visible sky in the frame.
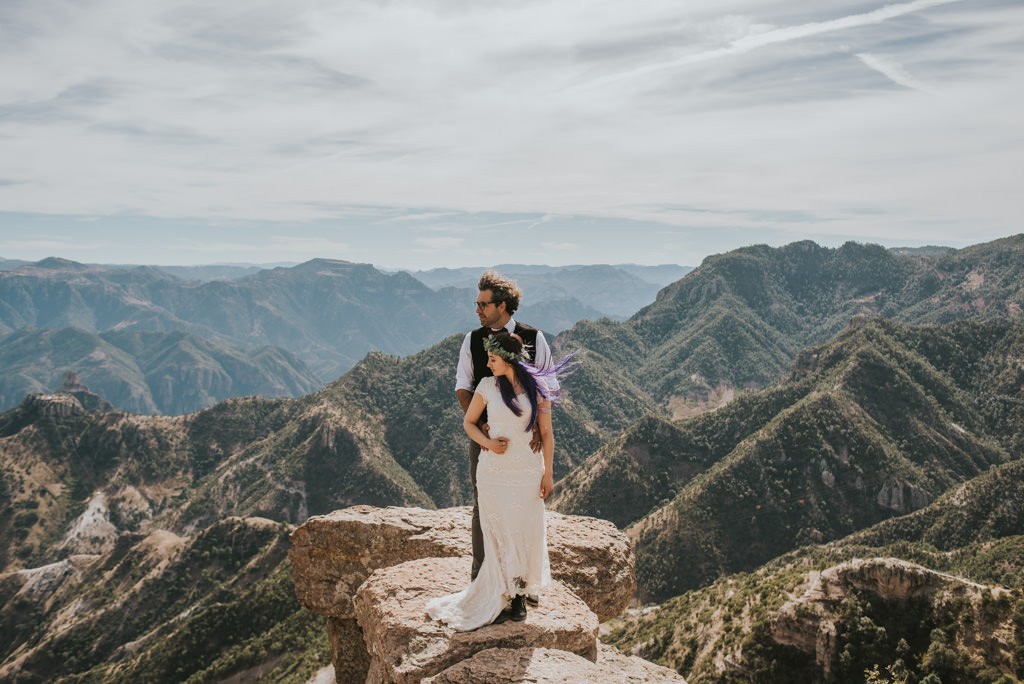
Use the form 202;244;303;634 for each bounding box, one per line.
1;0;1022;270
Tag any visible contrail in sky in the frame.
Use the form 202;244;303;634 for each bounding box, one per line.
581;0;966;88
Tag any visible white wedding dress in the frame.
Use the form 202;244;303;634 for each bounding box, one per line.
427;376;551;631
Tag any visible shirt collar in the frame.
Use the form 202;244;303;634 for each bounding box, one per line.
492;318;515;334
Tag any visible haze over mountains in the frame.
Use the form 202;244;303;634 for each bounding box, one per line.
1;235;1023;682
0;258;689;414
408;263;690;318
0;327;320;415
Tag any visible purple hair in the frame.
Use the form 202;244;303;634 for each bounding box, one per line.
488;332;578;432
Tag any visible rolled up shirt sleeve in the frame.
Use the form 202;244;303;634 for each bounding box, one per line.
454;332;475;393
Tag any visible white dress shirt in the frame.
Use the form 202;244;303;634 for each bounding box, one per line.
455;318;557;393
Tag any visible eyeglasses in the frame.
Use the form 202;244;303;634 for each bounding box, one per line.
475;301;497;310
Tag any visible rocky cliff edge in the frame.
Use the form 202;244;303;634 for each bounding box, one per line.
289;505;685;683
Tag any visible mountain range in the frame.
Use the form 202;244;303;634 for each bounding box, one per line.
407;263;691;318
558;236;1023;416
1;235;1023;682
553;317;1022;602
0;258;688;414
0;327;320;415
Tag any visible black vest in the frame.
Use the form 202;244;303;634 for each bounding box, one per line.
470;322;540;389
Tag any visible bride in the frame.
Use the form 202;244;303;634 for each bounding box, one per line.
426;332;568;631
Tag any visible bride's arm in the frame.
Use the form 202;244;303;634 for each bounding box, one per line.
464;391;507;454
538;399;554;498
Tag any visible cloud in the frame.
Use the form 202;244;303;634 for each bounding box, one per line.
388;211;463;224
540;242;578;252
2;237;103;253
577;0;967;87
0;0;1021;267
414;236;465;251
856;52;934;91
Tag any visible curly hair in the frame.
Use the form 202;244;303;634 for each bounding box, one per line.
478;270;522;315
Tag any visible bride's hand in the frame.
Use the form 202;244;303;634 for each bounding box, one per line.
539;472;554;499
490;437;509;454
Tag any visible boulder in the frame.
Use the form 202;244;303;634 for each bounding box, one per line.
354;556;598;683
289;505;637;684
545;512;636;622
288;505;634;621
289;505;471;619
422;644;688;683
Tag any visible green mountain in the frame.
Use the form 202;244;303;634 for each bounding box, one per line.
603;457;1024;683
0;378;414;680
0;327;321;415
0;514;329;683
291;335;656;509
558;236;1024;415
554;318;1024;603
3;235;1024;682
0;325;654;566
0;322;658;681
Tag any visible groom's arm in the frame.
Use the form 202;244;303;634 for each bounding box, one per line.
457;389;473;414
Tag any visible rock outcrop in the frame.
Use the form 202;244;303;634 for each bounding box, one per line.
771;557;1018;678
289;505;682;683
421;644;687;683
356;557;598;683
21;393;86;419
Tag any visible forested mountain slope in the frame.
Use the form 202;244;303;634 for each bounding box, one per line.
558;235;1024;416
554;318;1024;603
605;456;1024;682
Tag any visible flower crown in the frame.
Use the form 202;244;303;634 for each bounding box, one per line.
483;334;531;363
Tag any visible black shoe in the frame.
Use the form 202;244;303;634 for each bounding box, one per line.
525;594;539;607
491;609;512;625
510;595;527;621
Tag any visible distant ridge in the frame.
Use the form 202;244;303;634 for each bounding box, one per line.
0;257;686;394
0;327;321;414
410;262;692;288
28;256;95;271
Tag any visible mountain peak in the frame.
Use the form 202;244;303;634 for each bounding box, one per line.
293;258;361;270
256;258;380;282
30;256;91;271
52;370;115;413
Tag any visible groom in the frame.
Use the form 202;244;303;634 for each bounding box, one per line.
455;271;556;592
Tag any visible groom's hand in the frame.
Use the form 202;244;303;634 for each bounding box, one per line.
529;425;542;452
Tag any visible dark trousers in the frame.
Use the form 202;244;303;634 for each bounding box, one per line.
469;439;484;579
